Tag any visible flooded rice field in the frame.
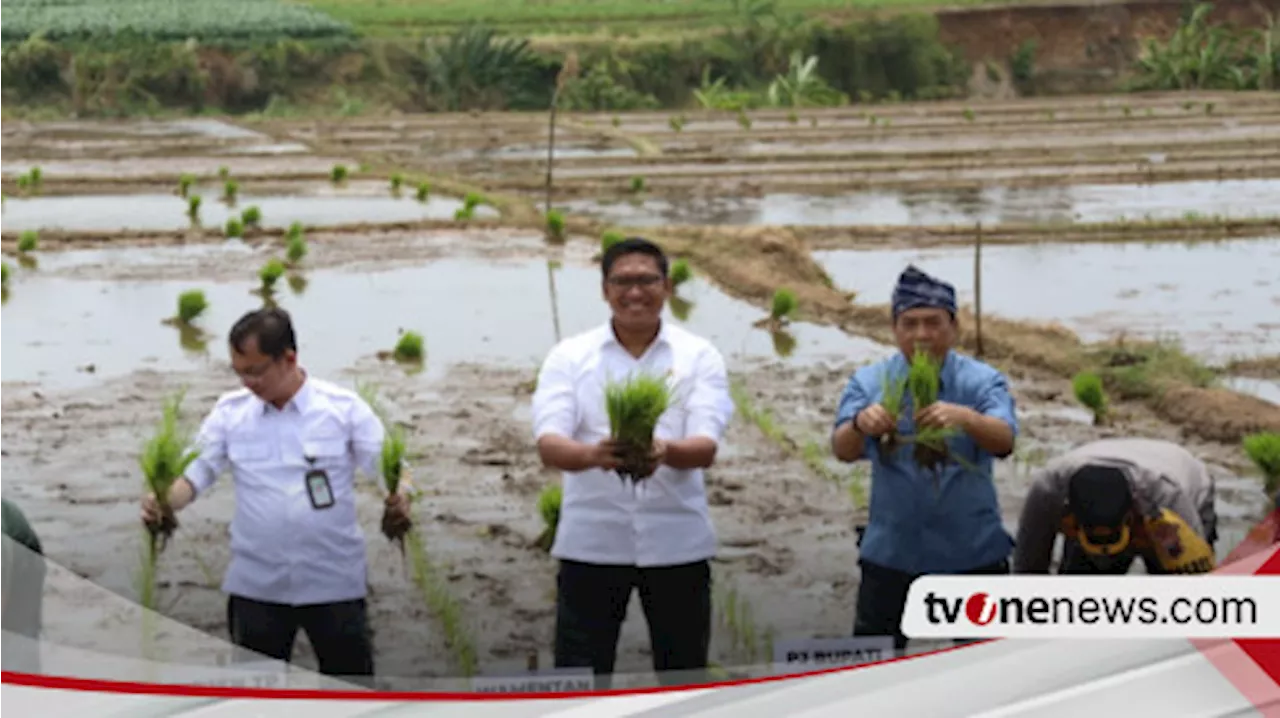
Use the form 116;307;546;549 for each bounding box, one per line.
815;237;1280;364
3;92;1279;686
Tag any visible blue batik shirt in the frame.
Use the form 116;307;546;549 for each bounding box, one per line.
834;350;1019;575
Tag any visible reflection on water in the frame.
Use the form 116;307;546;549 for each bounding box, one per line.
1;254;894;390
814;238;1280;361
1222;376;1280;406
561;179;1280;227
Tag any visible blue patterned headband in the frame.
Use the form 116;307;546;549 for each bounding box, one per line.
892;265;957;320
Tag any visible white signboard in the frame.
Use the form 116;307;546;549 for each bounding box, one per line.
470;667;595;694
772;636;895;670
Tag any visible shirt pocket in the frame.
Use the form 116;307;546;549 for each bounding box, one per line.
227;440;273;468
302;437;351;473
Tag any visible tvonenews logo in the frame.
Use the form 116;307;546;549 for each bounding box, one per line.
900;576;1280;639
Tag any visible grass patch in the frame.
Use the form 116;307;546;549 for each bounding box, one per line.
1243;432;1280;494
1087;337;1217;400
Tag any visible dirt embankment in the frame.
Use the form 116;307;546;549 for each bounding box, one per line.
937;0;1280;93
652;224;1280;445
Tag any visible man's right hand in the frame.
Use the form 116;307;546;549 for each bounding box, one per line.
854;404;896;437
140;493;165;529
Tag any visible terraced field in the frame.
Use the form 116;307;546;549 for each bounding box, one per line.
3;89;1279;689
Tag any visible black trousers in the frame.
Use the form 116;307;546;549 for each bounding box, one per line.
227;594;374;682
554;558;712;690
853;558;1010;652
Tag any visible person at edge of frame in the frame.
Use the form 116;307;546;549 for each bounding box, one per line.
531;236;736;690
1013;438;1218;576
3;498;47;674
830;264;1019;653
140;307;413;686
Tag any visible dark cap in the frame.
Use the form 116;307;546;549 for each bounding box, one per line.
1067;464;1134;547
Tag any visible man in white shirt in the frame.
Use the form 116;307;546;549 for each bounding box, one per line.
140;308;411;682
532;237;735;689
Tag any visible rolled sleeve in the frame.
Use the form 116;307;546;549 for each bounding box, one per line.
684;348;734;442
184;406;230;497
975;371;1019;438
349;396;387;484
532;348;578;440
833;372;870;430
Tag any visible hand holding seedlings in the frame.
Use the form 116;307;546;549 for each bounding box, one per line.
914;402;975;431
381;490;413;542
854;404;897;437
589;438;624;472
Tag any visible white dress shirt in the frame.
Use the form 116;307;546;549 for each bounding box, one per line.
532;321;735;568
183;373;385;606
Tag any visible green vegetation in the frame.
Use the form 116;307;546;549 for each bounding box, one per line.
629;176;646;193
770;288;797;322
1088;338;1216;401
605;372;672;483
286;233;308;266
240;205;262;226
186;195;202;218
223;180;238;202
175;289;208;324
17;231;38;253
670;258;693;286
601;229;625;255
1243;432;1280;494
1;262;10;289
225;217;244;238
545;209;566;242
904;348;958;477
394;330;425;362
534;483;562;552
390;172;404;192
177;174;195;197
331;163;348;183
137;390;200;607
1132;3;1278;91
258;258;285;290
1072;371;1109;425
415;182;431;201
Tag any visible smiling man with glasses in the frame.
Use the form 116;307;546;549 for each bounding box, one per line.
532;237;735;689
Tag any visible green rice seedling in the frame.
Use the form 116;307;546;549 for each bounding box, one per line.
737;110;752;130
16;175;30;192
612;115;621;127
240;205;262;227
390;173;404;192
1243;433;1280;494
1205;102;1215;115
138;390;200;559
545;210;566;242
178;174;195;197
286;221;304;241
905;348;950;475
963;108;976;122
669;115;685;132
787;111;799;124
1123;105;1132;118
223;180;238;202
604;372;672;484
770;288;797;322
394;331;425;363
464;192;484;210
259;258;285;291
28;166;42;186
176;290;208;324
286;234;308;266
670;259;692;286
331;164;348;183
877;369;909;458
1072;371;1109;425
416;182;430;201
1;262;10;288
218;166;230;180
454;207;474;221
534;483;562;551
601;230;625;255
225;218;244;238
630;176;646;193
379;423;410;548
187;195;202;218
17;231;38;253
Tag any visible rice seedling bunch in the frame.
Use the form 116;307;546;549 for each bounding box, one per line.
534;483;562;551
416;182;430;201
259;258;285;290
669;115;685;132
601;230;625;255
390;173;404;192
176;290;208;324
1072;371;1108;425
454;207;474;221
16;175;31;192
241;205;262;227
905;348;951;473
286;234;308;265
178;174;195;197
877;369;909;458
604;372;672;483
737;111;752;129
287;221;304;241
770;288;797;321
630;176;646;193
464;192;484;211
138;390;200;554
1;262;10;288
546;210;566;242
225;218;244;238
395;331;425;362
1243;432;1280;495
331;164;348;183
187;195;202;217
18;231;38;253
670;259;693;286
28;167;42;186
223;180;238;201
218;166;230;179
378;424;412;544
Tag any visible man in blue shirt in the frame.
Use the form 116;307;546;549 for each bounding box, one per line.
831;265;1019;651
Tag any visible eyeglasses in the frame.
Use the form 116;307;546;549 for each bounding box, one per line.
606;274;665;289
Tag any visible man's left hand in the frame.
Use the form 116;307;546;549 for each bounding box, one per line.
382;491;413;541
915;402;977;432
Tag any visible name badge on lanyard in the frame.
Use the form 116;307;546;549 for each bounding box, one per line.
304;458;335;510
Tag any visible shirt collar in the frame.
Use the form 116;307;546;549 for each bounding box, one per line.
259;368;313;415
599;320;671;356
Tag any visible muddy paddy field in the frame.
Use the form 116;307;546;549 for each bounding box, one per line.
3;91;1280;689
